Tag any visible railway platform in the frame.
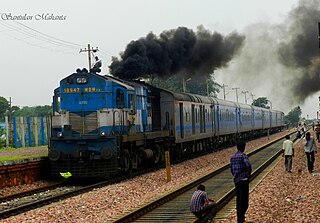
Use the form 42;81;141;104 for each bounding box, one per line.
0;146;48;188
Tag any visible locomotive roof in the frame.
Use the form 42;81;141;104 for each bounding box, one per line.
101;74;135;90
137;82;214;103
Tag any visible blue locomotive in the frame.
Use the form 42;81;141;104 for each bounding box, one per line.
49;68;284;178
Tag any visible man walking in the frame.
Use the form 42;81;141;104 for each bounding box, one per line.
230;140;252;223
282;135;294;172
303;132;317;173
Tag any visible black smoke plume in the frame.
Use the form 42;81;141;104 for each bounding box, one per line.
278;0;320;101
109;26;245;80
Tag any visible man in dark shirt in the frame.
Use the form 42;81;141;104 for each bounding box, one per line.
230;140;252;223
190;184;217;222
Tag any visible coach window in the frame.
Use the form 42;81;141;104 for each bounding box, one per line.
186;112;190;122
116;89;125;109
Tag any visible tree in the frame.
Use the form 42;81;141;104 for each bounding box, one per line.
13;105;52;117
0;96;9;121
187;75;220;96
285;106;301;127
151;74;220;96
252;97;270;108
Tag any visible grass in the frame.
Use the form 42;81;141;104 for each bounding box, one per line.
0;146;48;161
0;155;47;161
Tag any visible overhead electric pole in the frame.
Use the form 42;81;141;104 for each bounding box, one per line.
250;93;255;104
222;84;228;100
318;22;320;48
232;87;240;103
80;44;99;70
242;91;249;104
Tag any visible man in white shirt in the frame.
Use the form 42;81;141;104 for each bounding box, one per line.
282;135;294;172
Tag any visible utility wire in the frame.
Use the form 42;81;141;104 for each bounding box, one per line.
0;14;115;58
0;14;83;53
0;20;80;49
15;20;82;47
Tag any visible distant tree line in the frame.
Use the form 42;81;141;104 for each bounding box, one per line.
284;106;301;127
151;74;220;97
0;96;52;121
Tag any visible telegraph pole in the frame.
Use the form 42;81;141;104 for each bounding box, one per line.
8;97;12;122
232;87;240;103
80;44;99;70
242;91;249;104
318;22;320;48
222;84;228;100
8;97;12;148
250;93;255;104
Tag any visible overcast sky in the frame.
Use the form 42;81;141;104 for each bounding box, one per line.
3;0;318;118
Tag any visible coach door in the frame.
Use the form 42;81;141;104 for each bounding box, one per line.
179;103;184;138
192;104;195;134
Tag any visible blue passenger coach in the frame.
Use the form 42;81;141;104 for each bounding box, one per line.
49;68;284;178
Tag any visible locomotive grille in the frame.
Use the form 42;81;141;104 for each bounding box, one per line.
69;112;98;135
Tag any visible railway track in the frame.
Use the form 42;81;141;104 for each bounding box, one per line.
0;164;168;220
112;132;297;223
0;131;294;220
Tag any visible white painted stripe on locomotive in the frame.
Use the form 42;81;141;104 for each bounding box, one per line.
98;109;129;127
136;109;143;131
52;111;69;127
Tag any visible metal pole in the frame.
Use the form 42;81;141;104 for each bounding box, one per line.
242;91;249;104
222;84;228;100
232;87;240;103
88;44;92;70
34;117;39;147
5;116;9;148
20;117;25;148
318;22;320;48
183;78;185;92
250;93;255;104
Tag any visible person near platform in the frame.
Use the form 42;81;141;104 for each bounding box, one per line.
302;123;307;137
303;132;317;173
315;123;320;142
230;140;252;223
190;184;217;222
296;123;302;139
282;135;294;172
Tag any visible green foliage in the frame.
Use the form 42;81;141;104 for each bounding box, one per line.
151;76;182;92
0;147;48;160
0;128;5;148
285;106;301;127
252;97;270;108
13;105;52;117
0;96;9;120
151;74;220;96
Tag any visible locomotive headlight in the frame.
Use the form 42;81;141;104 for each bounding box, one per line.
57;132;63;138
76;77;87;84
100;131;106;137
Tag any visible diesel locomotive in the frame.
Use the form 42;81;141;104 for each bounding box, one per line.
49;68;284;178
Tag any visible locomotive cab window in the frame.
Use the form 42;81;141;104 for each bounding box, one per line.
116;89;125;109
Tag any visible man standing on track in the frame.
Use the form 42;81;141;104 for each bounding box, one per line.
282;135;294;172
230;140;252;223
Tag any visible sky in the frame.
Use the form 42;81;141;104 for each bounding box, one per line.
1;0;319;118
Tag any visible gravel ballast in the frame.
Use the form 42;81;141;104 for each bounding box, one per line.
2;131;304;223
222;132;320;223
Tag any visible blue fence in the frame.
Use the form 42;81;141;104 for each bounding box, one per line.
11;117;49;148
